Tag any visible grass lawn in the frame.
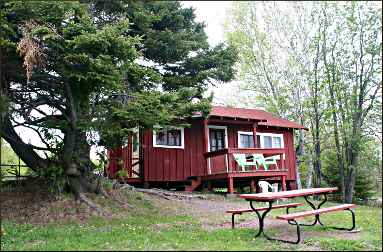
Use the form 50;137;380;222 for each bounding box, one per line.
1;189;382;251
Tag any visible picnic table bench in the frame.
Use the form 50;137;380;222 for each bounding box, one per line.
235;187;356;244
227;202;303;229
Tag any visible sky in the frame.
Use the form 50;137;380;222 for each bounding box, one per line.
181;1;249;107
180;1;231;47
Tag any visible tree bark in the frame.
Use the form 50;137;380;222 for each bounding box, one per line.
295;128;305;190
1;116;51;172
306;153;314;188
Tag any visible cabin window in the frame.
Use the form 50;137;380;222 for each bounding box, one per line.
263;136;272;148
272;136;282;148
237;132;283;149
210;129;226;151
260;134;283;148
153;127;184;149
237;131;284;159
237;131;260;148
239;134;254;148
208;126;228;152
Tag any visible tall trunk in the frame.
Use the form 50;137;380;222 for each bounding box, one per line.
345;164;356;203
313;118;322;187
322;34;346;201
306;153;314;188
344;120;361;203
311;26;322;189
295;128;305;190
328;86;345;200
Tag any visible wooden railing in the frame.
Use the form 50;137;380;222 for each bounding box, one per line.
203;148;287;174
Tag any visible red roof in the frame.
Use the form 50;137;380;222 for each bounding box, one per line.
209;106;307;130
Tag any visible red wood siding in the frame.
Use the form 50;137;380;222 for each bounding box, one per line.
142;120;206;181
108;119;298;183
107;145;131;178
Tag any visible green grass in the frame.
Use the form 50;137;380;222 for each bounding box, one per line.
1;194;382;251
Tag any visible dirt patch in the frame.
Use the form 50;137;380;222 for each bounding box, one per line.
0;178;126;224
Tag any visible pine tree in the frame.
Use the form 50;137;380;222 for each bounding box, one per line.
0;0;237;210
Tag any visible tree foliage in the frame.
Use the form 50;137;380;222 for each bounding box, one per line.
225;1;381;202
0;0;237;206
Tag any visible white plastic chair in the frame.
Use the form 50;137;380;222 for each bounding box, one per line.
258;181;273;193
258;181;279;204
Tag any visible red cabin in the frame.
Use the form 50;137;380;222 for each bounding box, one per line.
106;106;307;193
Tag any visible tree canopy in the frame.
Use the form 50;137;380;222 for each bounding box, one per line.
0;0;237;204
224;1;382;202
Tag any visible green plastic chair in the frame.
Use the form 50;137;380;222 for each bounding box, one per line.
233;154;258;171
252;154;279;171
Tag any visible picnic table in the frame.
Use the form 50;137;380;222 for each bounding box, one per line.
238;187;356;244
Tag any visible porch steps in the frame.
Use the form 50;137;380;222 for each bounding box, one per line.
185;176;202;192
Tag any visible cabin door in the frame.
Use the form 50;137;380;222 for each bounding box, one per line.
130;131;140;177
208;126;228;174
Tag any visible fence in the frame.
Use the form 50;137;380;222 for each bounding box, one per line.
0;138;30;182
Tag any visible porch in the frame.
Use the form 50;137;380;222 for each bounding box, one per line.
202;147;288;193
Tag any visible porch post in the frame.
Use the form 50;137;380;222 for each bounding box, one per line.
281;175;287;191
203;119;210;175
252;122;258;147
250;179;256;193
228;177;234;194
127;132;133;177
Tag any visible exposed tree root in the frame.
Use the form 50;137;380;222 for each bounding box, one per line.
134;188;173;200
131;188;207;200
92;176;134;209
77;193;106;215
102;188;134;209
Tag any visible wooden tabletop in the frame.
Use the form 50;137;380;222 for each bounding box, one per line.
239;187;338;201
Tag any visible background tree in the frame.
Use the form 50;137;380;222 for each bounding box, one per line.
224;1;381;202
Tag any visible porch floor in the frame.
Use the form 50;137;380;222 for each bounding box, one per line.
200;169;288;194
202;169;288;180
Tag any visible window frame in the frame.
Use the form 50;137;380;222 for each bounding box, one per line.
207;125;228;152
207;125;229;174
237;131;285;159
153;126;185;149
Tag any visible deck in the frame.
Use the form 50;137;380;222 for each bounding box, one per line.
201;147;288;193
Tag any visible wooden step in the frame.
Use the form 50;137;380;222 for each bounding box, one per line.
226;202;303;214
277;204;356;220
185;177;202;192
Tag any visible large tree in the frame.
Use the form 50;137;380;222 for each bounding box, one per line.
0;0;237;208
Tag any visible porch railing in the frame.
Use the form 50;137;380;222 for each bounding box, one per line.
203;148;287;175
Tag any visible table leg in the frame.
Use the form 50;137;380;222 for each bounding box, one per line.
250;200;301;244
288;193;328;227
250;201;273;237
306;193;327;226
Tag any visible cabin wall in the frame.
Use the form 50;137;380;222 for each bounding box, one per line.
106;146;132;178
107;119;298;183
141;121;297;182
142;119;206;182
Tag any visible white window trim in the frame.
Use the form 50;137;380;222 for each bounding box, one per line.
237;131;285;159
208;125;228;151
153;126;184;149
207;125;229;174
237;131;254;148
258;133;284;149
